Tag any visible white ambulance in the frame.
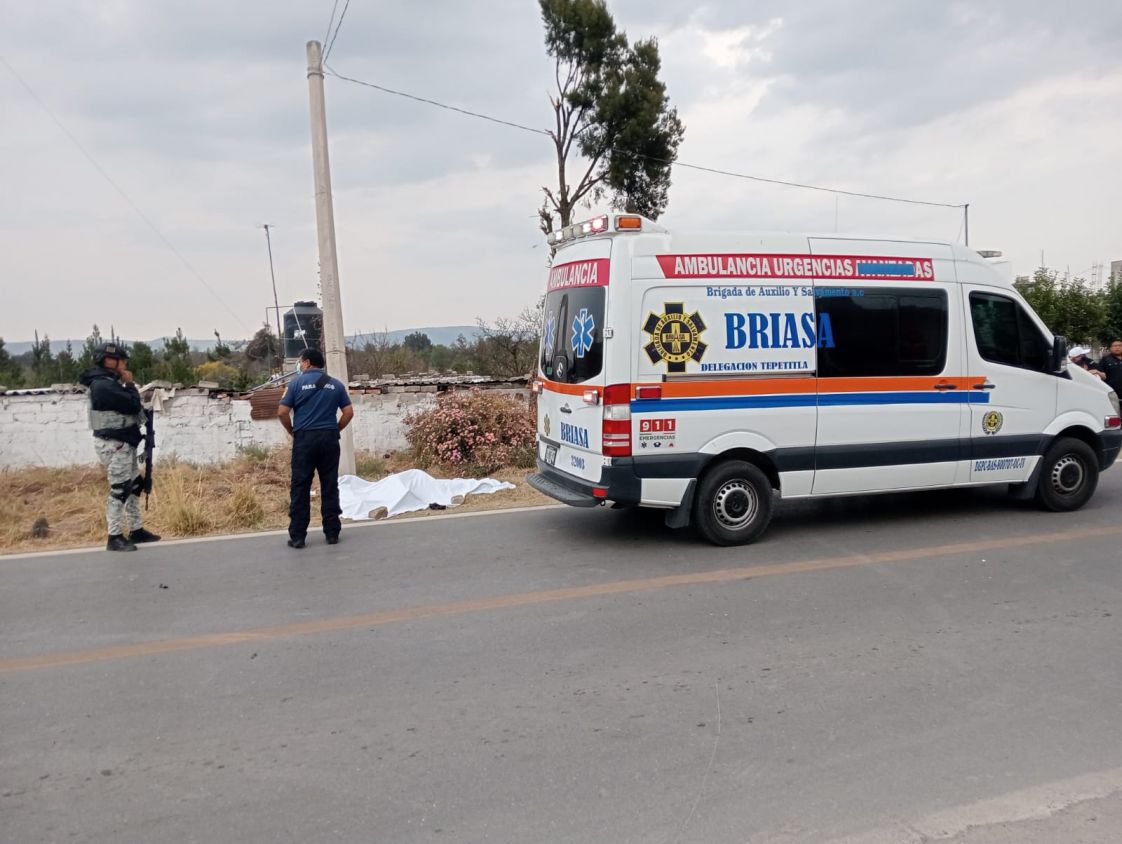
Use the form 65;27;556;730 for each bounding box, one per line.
527;214;1122;545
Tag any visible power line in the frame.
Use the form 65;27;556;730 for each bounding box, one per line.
322;0;341;52
1;55;249;331
326;66;551;137
323;0;352;63
324;65;966;211
669;160;963;209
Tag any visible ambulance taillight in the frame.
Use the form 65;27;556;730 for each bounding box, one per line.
602;384;632;457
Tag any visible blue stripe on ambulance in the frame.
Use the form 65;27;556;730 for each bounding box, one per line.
631;391;991;413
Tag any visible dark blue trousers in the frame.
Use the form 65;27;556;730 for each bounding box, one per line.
289;429;342;541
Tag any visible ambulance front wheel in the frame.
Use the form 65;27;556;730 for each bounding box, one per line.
693;460;774;546
1035;437;1098;512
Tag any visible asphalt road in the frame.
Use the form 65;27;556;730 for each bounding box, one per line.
3;470;1122;844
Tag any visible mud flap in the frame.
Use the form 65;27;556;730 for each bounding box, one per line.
664;480;696;530
1007;461;1043;501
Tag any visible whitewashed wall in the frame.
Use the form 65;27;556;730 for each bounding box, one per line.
0;389;529;469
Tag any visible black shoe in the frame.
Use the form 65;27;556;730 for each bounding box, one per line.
325;535;339;545
129;528;162;544
107;534;137;552
287;538;306;549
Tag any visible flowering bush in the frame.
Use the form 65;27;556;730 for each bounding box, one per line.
405;390;536;475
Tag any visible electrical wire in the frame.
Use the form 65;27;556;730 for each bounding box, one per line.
669;160;963;209
323;0;352;63
322;0;341;54
326;65;551;137
324;64;967;211
1;55;249;331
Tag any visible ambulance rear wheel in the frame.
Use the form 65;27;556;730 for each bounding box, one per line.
693;460;773;546
1035;437;1098;512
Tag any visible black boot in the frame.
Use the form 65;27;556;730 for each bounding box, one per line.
129;528;162;544
107;534;137;552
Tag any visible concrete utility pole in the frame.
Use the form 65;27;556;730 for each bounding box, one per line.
306;39;355;475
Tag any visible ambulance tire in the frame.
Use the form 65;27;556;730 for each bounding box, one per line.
1035;437;1098;512
693;460;773;546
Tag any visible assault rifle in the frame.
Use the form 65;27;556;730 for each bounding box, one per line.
141;408;155;509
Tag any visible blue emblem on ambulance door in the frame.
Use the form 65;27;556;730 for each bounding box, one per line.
571;308;595;359
544;313;557;356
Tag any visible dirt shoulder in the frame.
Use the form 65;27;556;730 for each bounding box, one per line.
0;450;551;555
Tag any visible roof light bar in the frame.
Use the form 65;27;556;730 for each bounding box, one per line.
545;214;645;248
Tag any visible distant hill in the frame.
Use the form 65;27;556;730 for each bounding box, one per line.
1;337;222;356
348;326;480;348
1;326;483;356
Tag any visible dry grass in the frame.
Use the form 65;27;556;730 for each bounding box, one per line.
0;448;549;555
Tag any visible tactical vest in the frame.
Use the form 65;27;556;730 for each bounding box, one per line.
88;405;145;433
87;377;146;436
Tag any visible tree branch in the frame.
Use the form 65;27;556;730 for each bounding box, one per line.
561;103;590;160
554;56;566;99
570;169;606;208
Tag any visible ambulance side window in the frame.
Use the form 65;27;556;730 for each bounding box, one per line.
969;292;1050;372
816;288;948;377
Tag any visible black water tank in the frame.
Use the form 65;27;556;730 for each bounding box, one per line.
283;301;323;359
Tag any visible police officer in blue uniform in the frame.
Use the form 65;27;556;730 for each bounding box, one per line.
277;348;354;548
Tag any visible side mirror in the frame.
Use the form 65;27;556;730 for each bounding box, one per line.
1052;335;1068;374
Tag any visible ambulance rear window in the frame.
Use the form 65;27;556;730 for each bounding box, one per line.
540;287;605;384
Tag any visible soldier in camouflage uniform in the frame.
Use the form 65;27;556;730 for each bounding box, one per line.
78;342;161;552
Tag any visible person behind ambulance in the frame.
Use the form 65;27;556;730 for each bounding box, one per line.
1099;339;1122;394
1068;346;1106;380
78;341;161;552
277;348;354;548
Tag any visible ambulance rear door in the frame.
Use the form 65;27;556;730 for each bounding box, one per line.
537;240;611;484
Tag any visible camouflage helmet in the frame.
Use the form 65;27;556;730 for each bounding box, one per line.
94;341;130;364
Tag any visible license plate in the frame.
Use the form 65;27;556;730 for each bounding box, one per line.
545;444;558;466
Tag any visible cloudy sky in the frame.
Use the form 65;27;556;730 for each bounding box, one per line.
2;0;1120;346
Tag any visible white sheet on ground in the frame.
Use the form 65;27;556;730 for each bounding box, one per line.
337;469;515;521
